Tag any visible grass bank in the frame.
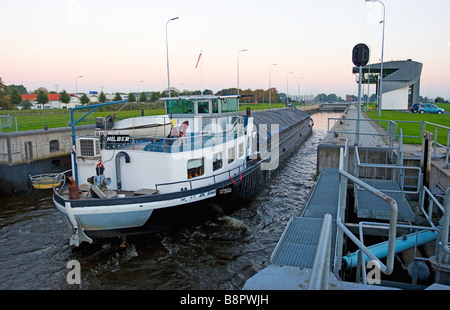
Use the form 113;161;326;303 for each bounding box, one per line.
365;109;450;145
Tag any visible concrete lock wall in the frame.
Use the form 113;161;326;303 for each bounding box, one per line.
0;125;93;195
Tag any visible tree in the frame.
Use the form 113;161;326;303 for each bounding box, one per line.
0;77;11;109
20;98;32;110
59;90;70;104
80;93;90;105
150;91;160;102
36;89;49;108
10;88;22;106
98;91;107;103
435;96;445;103
139;92;147;103
114;92;122;101
7;84;27;95
127;92;136;103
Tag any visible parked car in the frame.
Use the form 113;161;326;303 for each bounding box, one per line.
409;103;420;113
410;103;445;114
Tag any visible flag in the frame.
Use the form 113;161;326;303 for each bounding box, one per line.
195;51;202;69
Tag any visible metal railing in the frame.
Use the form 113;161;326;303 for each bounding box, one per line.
423;121;450;169
309;213;333;290
154;160;256;193
328;115;450;169
354;147;422;195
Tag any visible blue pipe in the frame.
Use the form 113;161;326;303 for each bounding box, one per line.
342;229;438;270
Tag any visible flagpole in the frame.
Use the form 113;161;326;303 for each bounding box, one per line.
200;50;203;96
195;50;203;96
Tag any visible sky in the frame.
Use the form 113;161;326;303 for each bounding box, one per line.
1;0;449;99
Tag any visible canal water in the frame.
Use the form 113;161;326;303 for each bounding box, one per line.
0;111;340;290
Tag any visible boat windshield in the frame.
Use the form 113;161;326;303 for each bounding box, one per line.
164;96;238;116
166;98;194;114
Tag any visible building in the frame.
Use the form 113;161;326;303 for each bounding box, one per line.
22;94;82;109
22;94;62;109
354;59;423;110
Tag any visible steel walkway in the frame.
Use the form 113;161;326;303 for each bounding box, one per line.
270;169;339;269
356;178;417;222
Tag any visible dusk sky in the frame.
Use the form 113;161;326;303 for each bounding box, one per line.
1;0;449;99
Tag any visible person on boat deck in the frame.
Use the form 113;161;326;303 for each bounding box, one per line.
171;120;189;137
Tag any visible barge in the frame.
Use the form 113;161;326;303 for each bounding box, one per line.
49;96;313;246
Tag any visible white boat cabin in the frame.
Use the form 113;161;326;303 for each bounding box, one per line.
73;95;255;195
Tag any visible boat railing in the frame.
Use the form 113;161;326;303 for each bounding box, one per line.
154;160;254;193
84;120;245;153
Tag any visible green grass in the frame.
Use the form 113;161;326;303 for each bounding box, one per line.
239;102;287;111
365;109;450;145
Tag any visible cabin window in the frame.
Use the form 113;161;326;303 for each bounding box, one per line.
212;99;219;113
239;143;244;158
227;147;235;164
166;99;195;114
197;101;210;114
49;140;60;152
213;153;223;171
221;98;238;113
187;158;204;179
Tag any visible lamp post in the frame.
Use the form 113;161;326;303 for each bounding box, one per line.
237;49;247;103
137;80;143;103
269;63;277;109
166;17;179;97
286;71;293;105
366;0;385;117
75;75;83;95
298;77;303;106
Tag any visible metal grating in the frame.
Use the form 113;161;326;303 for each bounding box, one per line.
302;168;340;219
271;217;336;268
356;178;417;222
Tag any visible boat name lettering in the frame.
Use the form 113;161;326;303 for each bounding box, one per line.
106;135;130;143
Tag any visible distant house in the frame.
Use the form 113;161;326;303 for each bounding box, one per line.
22;94;82;109
22;94;62;109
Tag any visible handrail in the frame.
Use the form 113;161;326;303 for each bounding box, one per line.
338;168;398;275
309;213;333;290
327;118;422;140
354;145;422;194
440;189;450;255
423;121;450;169
154;160;256;192
420;185;445;229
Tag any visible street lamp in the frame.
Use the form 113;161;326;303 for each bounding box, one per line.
166;17;179;97
286;72;293;105
366;0;385;117
237;49;247;103
269;64;277;109
75;75;83;95
137;80;144;103
298;77;303;106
